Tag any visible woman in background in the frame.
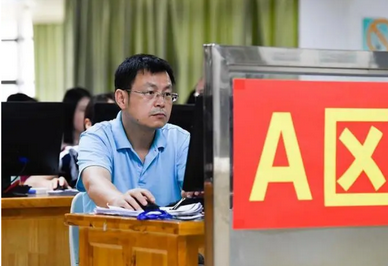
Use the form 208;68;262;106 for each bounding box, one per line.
59;92;115;187
62;87;91;147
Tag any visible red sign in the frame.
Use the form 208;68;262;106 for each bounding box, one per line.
233;79;388;230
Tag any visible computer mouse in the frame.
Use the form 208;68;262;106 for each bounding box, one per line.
134;198;160;211
143;201;160;212
54;185;65;191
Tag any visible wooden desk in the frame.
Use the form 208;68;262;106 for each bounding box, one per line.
2;195;73;266
65;214;204;266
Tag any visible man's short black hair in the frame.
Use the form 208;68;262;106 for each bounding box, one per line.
114;54;175;91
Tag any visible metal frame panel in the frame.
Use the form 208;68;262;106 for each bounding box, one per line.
203;44;388;266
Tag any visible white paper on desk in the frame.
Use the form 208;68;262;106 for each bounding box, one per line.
94;203;204;220
176;213;204;221
47;188;79;196
94;206;142;217
161;203;203;216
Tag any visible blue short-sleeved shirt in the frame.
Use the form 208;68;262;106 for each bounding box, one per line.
76;111;190;213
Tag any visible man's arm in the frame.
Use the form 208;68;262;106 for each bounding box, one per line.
82;166;156;209
78;128;156;210
77;129;123;206
82;166;123;207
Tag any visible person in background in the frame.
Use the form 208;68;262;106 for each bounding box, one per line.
83;92;115;130
59;92;115;187
62;87;91;147
24;93;115;189
186;76;204;104
77;54;191;213
7;93;37;102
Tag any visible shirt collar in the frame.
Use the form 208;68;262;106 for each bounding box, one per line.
112;111;166;151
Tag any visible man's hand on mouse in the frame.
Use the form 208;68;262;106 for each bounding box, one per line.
51;176;70;190
109;188;155;211
181;190;204;198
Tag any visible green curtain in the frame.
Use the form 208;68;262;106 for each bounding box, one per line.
33;24;65;101
34;0;298;102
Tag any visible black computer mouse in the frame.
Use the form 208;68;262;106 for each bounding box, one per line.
54;185;65;191
134;198;160;211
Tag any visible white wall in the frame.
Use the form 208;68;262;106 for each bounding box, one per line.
299;0;388;50
0;0;64;100
1;0;64;23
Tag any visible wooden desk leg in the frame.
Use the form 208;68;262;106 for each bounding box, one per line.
177;236;202;266
79;228;92;266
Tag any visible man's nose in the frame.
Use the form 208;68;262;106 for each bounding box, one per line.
154;94;166;107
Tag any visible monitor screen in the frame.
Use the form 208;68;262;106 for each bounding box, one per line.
182;96;204;191
2;102;64;178
93;103;120;124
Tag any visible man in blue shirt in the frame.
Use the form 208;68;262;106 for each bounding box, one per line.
76;54;190;212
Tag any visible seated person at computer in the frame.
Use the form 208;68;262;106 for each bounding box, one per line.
24;93;115;190
62;87;91;148
60;92;115;186
76;54;191;212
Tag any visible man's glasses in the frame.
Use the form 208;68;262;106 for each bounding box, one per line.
126;90;178;102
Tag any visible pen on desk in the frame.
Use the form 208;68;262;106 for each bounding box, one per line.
171;198;185;210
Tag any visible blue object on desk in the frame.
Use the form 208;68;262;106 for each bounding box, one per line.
28;187;48;195
137;209;173;220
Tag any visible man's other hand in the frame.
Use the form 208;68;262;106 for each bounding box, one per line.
181;190;204;198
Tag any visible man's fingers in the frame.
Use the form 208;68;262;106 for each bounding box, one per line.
124;195;143;211
58;177;65;186
140;189;155;203
51;179;59;189
186;192;194;198
182;190;204;198
59;176;71;188
129;191;148;206
120;201;134;210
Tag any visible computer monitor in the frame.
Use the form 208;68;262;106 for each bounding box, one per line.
182;95;204;192
93;103;120;124
93;103;195;132
2;102;64;195
170;104;195;132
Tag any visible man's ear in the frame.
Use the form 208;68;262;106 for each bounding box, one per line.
84;118;92;130
115;89;128;109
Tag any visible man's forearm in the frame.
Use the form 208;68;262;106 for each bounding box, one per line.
86;177;123;207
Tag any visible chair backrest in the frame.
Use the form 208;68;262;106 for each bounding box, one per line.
69;192;84;266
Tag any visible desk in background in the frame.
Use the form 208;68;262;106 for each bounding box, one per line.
65;213;204;266
2;195;74;266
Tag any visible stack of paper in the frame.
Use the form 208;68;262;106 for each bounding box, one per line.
94;203;204;221
48;188;79;196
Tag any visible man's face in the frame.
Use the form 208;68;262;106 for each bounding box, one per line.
123;71;173;130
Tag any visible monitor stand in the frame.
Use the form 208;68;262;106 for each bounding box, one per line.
1;177;30;198
2;191;29;198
